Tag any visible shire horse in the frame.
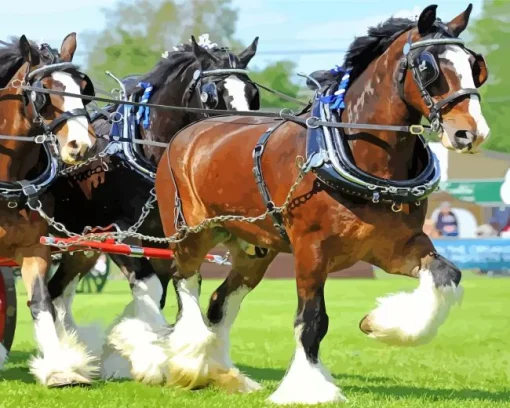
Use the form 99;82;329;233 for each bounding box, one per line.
0;34;97;386
44;35;260;380
147;4;490;404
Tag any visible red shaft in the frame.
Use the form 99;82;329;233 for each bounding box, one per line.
39;236;223;263
0;237;227;268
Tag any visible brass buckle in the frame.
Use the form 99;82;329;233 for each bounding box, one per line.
410;125;424;135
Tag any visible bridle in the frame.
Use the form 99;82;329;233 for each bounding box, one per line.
0;46;96;207
187;68;252;109
22;61;94;138
396;22;482;133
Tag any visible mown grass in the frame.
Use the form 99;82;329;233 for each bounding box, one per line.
1;272;510;407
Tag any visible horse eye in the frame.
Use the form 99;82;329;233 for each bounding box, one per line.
415;52;439;88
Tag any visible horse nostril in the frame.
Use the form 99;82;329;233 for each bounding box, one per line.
67;140;79;150
455;130;469;140
453;130;477;151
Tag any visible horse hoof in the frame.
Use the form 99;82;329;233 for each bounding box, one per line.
212;367;262;393
47;372;91;388
359;315;373;335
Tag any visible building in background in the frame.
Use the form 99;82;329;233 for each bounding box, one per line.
427;144;510;237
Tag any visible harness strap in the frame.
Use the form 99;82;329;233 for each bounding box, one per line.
46;108;91;132
16;179;40;209
431;88;480;113
252;122;290;243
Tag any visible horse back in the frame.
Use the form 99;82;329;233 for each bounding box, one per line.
156;115;307;242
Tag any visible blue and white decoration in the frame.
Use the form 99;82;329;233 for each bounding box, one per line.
136;82;153;129
320;65;351;111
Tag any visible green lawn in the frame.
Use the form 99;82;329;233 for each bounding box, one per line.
1;273;510;407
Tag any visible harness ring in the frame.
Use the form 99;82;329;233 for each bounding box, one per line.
305;116;320;129
391;202;403;213
34;134;47;144
11;79;24;89
109;111;123;124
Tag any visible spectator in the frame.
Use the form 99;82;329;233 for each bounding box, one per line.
435;201;459;237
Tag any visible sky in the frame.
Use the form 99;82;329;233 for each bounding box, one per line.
0;0;484;81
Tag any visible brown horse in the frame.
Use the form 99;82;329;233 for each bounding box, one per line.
0;34;97;386
118;3;488;404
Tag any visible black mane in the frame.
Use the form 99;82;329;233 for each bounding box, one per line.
0;37;40;88
127;44;238;95
343;17;415;83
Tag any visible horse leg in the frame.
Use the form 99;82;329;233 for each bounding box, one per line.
359;233;463;346
269;240;347;405
15;245;97;386
104;255;171;384
49;252;105;358
205;239;275;393
141;228;227;390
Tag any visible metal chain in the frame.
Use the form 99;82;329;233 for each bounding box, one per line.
41;158;308;250
127;188;157;234
28;200;81;238
59;142;118;176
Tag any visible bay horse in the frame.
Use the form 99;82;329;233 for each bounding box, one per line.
149;3;488;404
0;33;97;386
44;35;260;380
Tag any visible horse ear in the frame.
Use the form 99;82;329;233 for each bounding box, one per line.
19;35;37;65
60;32;77;62
418;5;438;35
191;35;219;64
238;37;259;67
446;3;473;37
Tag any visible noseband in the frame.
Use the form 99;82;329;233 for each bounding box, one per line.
397;25;481;133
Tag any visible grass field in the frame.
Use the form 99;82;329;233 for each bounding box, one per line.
1;272;510;407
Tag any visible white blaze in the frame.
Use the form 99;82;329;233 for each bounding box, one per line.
223;76;250;111
51;71;92;150
439;46;490;141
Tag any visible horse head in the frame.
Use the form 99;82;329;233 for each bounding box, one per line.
12;33;96;165
188;35;260;111
398;4;489;153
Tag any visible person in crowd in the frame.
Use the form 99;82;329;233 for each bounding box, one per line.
435;201;459;237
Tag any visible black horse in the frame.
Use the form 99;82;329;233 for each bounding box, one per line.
45;35;260;380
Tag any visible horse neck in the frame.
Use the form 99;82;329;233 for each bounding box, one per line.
342;48;422;181
0;66;41;182
141;64;205;163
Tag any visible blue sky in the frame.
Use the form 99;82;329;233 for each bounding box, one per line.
0;0;483;79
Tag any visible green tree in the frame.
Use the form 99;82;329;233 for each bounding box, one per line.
468;0;510;152
83;0;303;109
250;61;303;109
84;0;239;84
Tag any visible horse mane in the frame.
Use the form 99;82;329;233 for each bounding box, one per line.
343;17;416;83
126;42;235;95
127;50;197;94
0;37;40;88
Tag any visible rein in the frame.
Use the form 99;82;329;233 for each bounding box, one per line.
18;84;430;136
